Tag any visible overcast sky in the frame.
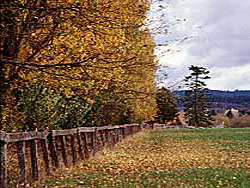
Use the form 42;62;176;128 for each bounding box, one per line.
149;0;250;90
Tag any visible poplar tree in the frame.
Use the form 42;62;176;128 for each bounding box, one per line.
184;65;213;127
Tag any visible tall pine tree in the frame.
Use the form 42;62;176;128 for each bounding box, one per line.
184;65;213;127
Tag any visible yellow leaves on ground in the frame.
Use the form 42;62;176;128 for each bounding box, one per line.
37;129;250;187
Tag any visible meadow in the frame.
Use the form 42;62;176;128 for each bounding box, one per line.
37;128;250;188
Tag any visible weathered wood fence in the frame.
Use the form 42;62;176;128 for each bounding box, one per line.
0;123;153;187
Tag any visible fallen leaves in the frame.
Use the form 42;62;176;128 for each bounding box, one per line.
37;129;250;187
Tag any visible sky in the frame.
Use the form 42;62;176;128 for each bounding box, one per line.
148;0;250;90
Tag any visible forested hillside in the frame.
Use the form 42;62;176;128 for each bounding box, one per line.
0;0;156;132
174;90;250;112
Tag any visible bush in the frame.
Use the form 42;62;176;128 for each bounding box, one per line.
7;83;91;132
214;113;250;128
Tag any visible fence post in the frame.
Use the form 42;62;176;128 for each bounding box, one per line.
16;141;26;188
115;128;118;143
112;130;115;148
118;128;122;142
40;138;51;176
107;130;113;150
125;127;128;137
77;132;85;161
105;130;109;146
49;134;60;169
91;129;98;156
121;127;125;139
116;128;120;143
29;139;39;180
100;130;105;147
94;128;100;152
83;133;89;159
130;126;133;135
0;140;7;188
60;136;68;167
114;128;118;144
70;134;77;165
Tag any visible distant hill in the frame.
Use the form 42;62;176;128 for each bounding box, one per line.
173;90;250;113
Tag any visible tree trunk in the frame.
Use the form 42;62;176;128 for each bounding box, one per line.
0;0;19;129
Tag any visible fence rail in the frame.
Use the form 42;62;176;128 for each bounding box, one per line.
0;123;153;188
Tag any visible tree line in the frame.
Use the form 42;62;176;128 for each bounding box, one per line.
0;0;157;132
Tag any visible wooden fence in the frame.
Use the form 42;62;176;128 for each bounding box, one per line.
0;123;153;188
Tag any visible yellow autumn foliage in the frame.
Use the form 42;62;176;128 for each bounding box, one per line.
1;0;156;128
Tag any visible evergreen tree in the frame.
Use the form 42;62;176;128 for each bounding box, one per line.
184;65;213;127
155;87;178;124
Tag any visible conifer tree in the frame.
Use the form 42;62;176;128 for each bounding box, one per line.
155;87;178;124
184;65;213;127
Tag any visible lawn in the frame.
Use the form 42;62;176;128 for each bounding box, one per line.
37;128;250;188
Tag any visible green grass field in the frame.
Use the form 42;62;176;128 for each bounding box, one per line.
37;128;250;188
